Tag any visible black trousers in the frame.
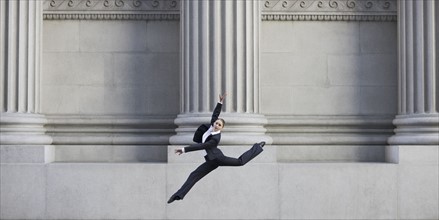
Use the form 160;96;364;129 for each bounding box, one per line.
172;143;263;200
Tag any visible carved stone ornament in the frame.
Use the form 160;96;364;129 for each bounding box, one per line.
261;0;397;21
43;0;179;20
43;0;397;21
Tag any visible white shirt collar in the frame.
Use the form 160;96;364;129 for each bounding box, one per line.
202;126;221;143
211;130;221;135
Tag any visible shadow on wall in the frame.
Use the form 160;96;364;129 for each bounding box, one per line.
42;19;180;162
260;21;398;162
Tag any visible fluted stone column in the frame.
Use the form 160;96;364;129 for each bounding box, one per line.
387;2;439;217
0;0;53;163
388;0;438;146
170;0;271;145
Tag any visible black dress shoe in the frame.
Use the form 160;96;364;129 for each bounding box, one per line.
167;195;180;204
258;141;266;147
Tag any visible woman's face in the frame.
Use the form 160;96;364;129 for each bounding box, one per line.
213;119;224;132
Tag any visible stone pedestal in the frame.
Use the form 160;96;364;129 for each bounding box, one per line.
0;0;52;163
170;0;271;145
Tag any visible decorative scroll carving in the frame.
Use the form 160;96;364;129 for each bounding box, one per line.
262;0;397;21
45;0;178;11
43;0;179;20
262;0;396;12
43;0;397;21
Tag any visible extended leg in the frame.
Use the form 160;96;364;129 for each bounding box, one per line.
168;160;218;203
217;142;264;167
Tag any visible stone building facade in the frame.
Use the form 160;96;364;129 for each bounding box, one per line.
1;0;437;219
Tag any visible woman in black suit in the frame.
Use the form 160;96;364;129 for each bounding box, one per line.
168;93;265;204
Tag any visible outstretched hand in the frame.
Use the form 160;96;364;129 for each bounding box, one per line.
219;92;227;103
175;148;183;155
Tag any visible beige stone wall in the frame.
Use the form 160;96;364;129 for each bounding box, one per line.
41;20;180;162
260;21;397;115
42;20;180;115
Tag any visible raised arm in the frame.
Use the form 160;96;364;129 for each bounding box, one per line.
174;93;227;155
210;103;222;125
210;93;227;125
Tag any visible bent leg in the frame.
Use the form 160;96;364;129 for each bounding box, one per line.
217;143;263;167
172;160;218;199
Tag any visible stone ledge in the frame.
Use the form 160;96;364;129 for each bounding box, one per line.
54;145;167;163
277;145;386;162
3;162;437;219
0;145;55;163
386;145;439;165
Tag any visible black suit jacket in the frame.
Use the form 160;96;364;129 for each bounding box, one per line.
184;103;224;160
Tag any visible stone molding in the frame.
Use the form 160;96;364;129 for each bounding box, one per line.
43;13;179;20
261;14;396;21
261;0;397;21
43;0;179;20
266;115;395;145
46;115;176;145
43;0;396;21
44;0;179;10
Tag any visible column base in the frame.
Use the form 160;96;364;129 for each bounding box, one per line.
169;113;272;145
0;113;53;145
388;114;439;145
1;113;53;163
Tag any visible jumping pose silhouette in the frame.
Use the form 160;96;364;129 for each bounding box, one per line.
167;93;265;204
